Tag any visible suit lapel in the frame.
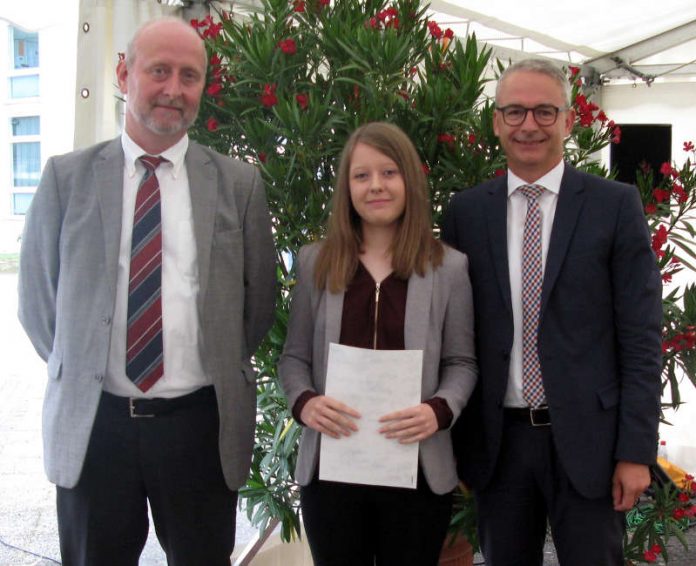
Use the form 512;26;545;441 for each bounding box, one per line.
95;139;125;296
541;165;586;313
322;290;344;388
404;266;433;350
485;178;513;316
185;143;218;303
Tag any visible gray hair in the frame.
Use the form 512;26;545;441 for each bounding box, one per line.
124;16;207;68
495;58;571;107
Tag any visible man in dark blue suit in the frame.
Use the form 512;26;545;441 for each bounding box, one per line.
442;59;663;565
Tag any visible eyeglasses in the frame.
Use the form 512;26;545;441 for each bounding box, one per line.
496;104;568;126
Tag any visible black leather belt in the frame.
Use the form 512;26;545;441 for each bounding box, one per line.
101;386;216;418
504;405;551;427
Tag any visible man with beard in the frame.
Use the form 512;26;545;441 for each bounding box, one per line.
18;18;275;566
442;59;662;565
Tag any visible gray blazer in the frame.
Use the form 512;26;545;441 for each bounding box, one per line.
18;137;276;490
279;243;477;494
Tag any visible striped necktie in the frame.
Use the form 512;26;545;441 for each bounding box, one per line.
519;184;546;408
126;155;167;392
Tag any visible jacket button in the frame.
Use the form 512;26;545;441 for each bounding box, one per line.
94;374;103;383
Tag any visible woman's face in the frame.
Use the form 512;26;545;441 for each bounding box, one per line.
348;142;406;231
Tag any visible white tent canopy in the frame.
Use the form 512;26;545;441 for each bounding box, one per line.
429;0;696;84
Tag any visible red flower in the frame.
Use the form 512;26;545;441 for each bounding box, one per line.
318;0;330;6
673;507;686;520
366;17;379;29
421;163;430;176
258;152;267;164
678;492;690;503
673;184;687;203
293;0;305;12
611;125;621;144
467;133;477;145
409;66;418;76
386;17;399;29
444;28;454;39
203;22;223;39
210;53;222;66
260;83;278;107
645;203;657;215
206;117;218;132
651;224;668;253
569;66;580;78
643;550;658;562
190;18;206;28
278;38;297;55
684;141;695;152
653;188;670;203
427;21;443;39
495;168;506;177
660;162;674;176
663;273;673;283
296;93;309;110
206;82;223;96
437;133;455;144
597;110;608;123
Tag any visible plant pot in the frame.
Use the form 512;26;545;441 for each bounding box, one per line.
439;533;474;566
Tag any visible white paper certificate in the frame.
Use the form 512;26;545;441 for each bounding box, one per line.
319;343;423;489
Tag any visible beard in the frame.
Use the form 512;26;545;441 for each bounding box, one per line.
133;97;199;137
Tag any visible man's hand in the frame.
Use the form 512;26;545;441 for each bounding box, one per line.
300;395;360;439
378;403;438;444
612;461;651;511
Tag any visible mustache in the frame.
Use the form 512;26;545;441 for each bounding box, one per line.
153;97;185;110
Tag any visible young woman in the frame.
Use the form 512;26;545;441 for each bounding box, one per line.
279;122;477;566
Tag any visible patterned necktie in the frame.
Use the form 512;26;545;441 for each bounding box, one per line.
126;155;167;392
519;184;546;408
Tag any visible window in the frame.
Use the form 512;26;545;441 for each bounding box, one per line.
12;28;39;69
10;75;40;98
12;116;40;136
9;27;39;99
10;116;41;215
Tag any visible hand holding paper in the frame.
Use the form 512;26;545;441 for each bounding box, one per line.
378;403;438;444
300;395;360;439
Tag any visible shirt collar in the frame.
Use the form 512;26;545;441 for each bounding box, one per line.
507;160;565;197
121;130;189;179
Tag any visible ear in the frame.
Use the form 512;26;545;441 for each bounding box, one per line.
493;109;502;137
116;60;128;95
563;107;576;136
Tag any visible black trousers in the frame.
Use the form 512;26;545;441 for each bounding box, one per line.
475;414;625;566
57;387;238;566
300;472;452;566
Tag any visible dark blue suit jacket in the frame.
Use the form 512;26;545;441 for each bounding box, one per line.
442;164;663;498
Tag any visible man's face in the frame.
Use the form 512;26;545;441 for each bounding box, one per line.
493;70;575;182
117;21;206;152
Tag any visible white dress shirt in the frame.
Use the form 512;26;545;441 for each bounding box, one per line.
504;160;565;407
104;132;210;398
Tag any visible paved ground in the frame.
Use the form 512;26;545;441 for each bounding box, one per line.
1;269;694;565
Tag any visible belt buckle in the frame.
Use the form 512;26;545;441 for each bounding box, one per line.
129;398;154;418
529;406;550;427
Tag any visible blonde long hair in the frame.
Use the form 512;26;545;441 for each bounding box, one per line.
314;122;443;292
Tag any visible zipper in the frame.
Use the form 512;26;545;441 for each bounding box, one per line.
373;282;381;350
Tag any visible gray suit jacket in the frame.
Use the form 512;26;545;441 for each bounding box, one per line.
279;243;478;494
18;137;276;490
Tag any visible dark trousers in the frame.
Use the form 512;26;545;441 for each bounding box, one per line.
300;473;452;566
475;415;624;566
57;387;238;566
